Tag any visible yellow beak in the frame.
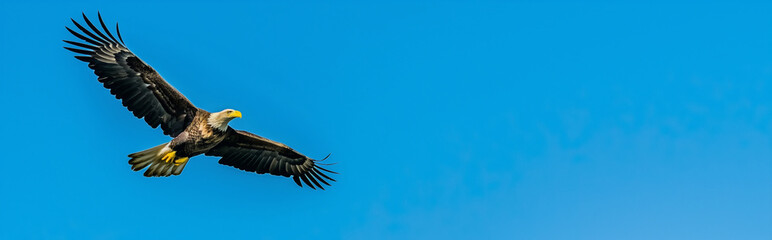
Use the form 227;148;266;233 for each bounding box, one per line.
228;110;242;118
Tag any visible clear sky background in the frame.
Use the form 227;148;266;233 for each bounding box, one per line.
1;1;770;239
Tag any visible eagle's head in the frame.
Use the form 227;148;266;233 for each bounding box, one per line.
208;109;242;131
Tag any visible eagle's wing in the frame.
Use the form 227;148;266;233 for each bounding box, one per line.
205;128;337;190
64;13;197;137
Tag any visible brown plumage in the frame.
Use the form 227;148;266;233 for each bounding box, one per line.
64;13;336;189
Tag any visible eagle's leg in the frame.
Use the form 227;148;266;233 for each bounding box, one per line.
161;151;177;163
174;157;189;166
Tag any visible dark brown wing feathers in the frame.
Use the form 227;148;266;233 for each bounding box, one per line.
64;13;198;137
206;128;336;190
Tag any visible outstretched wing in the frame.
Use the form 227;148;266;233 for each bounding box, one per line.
206;128;337;190
64;13;198;137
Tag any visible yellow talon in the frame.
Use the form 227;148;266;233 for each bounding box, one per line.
174;157;189;166
161;151;177;163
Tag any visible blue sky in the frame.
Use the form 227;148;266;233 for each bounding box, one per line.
1;1;770;239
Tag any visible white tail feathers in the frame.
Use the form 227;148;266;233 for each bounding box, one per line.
128;143;188;177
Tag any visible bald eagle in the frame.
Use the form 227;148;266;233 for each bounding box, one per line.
64;13;336;189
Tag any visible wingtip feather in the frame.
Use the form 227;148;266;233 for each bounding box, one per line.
293;175;303;187
116;22;125;44
82;12;111;44
97;11;121;44
299;174;316;189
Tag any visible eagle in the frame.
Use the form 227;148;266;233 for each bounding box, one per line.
64;13;336;189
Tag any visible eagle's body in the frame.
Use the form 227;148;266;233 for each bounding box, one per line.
64;13;335;189
170;110;228;158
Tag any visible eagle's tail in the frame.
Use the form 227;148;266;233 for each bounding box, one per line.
128;143;189;177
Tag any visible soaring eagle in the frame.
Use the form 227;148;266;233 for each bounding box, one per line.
64;13;336;189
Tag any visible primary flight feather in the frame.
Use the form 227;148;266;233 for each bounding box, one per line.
64;13;336;189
